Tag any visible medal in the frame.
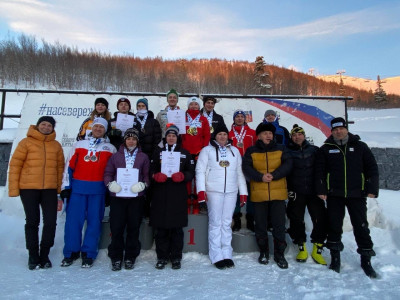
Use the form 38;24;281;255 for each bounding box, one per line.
232;125;247;150
90;155;98;162
219;160;230;168
187;127;192;135
192;127;198;136
210;126;214;133
187;112;201;136
84;155;90;162
237;142;244;148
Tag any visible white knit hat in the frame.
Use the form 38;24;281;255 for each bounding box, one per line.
92;117;108;131
187;97;202;109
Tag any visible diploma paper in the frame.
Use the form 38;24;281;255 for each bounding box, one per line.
116;113;135;135
116;168;139;197
167;110;186;134
161;151;180;177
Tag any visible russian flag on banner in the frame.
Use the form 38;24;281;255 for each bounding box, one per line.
256;98;335;137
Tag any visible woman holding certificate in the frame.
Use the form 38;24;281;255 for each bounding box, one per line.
104;128;150;271
150;124;195;270
196;125;248;270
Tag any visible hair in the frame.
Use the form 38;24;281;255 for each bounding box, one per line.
90;109;111;121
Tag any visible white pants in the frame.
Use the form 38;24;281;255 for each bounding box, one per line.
207;191;237;264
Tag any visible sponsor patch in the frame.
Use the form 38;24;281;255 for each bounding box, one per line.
180;154;186;158
190;160;194;164
329;149;340;153
349;147;354;151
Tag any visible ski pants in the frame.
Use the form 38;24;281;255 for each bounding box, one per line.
155;227;184;261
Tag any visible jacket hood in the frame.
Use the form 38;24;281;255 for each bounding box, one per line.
27;125;56;142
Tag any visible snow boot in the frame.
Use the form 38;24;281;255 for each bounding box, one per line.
81;252;94;268
329;250;341;273
111;260;122;271
258;252;269;265
124;259;135;270
39;247;52;269
171;259;181;270
155;259;168;270
296;242;308;262
246;214;255;232
28;249;40;270
311;243;327;265
223;259;235;268
232;213;242;232
214;260;226;270
361;255;377;278
61;251;80;267
274;239;288;269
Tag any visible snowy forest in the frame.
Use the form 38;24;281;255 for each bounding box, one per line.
1;34;399;108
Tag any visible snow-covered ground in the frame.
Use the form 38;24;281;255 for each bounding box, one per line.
0;108;399;299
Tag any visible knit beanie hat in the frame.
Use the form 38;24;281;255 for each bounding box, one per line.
94;97;109;109
36;116;56;128
187;96;202;109
124;128;139;141
290;124;305;136
213;125;229;138
165;123;180;137
92;117;108;131
264;109;276;117
166;89;179;99
331;117;347;130
136;98;149;110
256;122;276;136
233;109;246;120
117;97;131;110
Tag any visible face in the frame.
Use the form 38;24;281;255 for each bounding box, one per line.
234;114;245;126
37;121;53;135
188;102;200;110
137;102;147;110
291;132;305;146
95;103;107;114
265;114;276;122
167;94;178;108
125;136;138;148
258;131;274;144
118;102;130;113
331;127;348;140
91;124;106;138
215;132;228;145
166;133;178;145
204;100;215;112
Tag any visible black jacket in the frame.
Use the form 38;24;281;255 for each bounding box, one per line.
201;109;226;139
287;140;318;195
133;111;162;158
314;133;379;198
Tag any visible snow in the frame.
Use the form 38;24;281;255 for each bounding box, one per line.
0;108;400;299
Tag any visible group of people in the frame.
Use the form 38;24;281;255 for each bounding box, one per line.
8;89;379;278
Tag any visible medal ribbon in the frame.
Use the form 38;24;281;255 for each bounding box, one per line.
86;137;101;158
218;145;227;160
233;126;247;145
136;114;148;130
187;113;202;128
204;111;213;128
165;143;177;154
124;148;138;169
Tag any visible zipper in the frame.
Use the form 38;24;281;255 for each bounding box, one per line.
42;140;46;189
266;152;270;200
325;142;347;197
224;168;227;193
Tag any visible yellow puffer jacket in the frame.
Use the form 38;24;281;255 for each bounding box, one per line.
8;125;65;196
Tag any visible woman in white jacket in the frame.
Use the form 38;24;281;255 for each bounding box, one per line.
196;125;248;269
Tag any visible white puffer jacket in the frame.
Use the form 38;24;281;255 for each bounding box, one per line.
196;140;248;195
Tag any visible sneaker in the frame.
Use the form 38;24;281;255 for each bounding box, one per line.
111;260;122;271
28;255;40;270
214;260;226;270
274;253;289;269
311;243;327;265
171;260;181;270
124;259;135;270
60;252;80;267
81;253;94;268
296;243;308;263
223;259;235;268
258;252;269;265
155;259;168;270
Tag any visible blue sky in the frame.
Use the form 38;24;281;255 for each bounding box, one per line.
0;0;399;79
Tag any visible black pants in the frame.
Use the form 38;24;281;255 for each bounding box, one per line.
20;189;58;252
254;201;286;251
326;196;373;252
108;196;144;261
287;193;327;244
155;228;184;261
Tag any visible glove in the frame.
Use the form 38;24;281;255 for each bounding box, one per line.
171;172;185;183
57;199;63;211
131;182;146;193
154;172;167;183
197;191;207;203
108;181;122;193
240;195;247;207
108;129;122;137
288;191;296;201
60;189;71;200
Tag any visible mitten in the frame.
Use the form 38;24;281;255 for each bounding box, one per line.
131;182;146;193
108;181;122;193
60;189;71;200
197;191;207;203
240;195;247;207
154;172;167;183
171;172;185;183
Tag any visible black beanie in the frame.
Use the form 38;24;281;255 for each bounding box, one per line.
94;97;109;109
213;125;229;138
36;116;56;128
331;117;347;130
256;123;276;136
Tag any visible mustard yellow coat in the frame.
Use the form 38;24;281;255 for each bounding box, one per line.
8;125;65;197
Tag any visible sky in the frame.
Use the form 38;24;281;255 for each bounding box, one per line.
0;0;399;79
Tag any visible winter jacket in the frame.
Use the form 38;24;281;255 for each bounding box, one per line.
287;140;319;195
76;114;111;141
62;137;116;194
201;109;226;139
132;110;162;158
262;119;290;145
314;133;379;198
108;111;136;149
181;110;211;156
150;143;195;229
156;107;181;137
8;125;65;196
103;145;150;197
242;139;292;202
196;140;247;195
228;124;257;156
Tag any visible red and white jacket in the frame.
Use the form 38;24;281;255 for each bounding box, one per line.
228;124;257;156
181;110;211;157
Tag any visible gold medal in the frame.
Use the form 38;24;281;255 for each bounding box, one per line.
210;126;214;133
192;127;198;136
219;160;230;168
187;127;192;135
237;142;244;148
90;155;98;162
84;155;90;162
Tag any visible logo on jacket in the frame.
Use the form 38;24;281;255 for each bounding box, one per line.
329;149;340;153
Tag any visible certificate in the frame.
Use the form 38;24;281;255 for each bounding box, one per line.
116;168;139;197
116;113;135;135
161;151;180;177
167;110;186;134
